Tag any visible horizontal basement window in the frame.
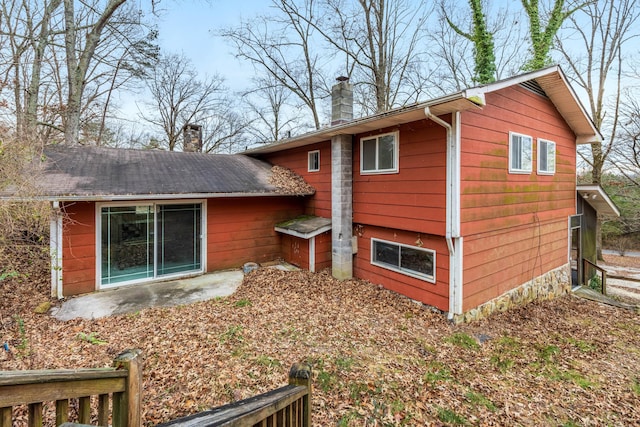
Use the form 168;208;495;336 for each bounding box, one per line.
371;238;435;283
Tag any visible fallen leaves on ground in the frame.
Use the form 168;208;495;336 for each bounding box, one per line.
1;257;640;426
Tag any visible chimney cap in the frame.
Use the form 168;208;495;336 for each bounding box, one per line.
336;76;349;82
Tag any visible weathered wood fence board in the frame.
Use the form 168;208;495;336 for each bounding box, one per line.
0;349;142;427
159;362;312;427
1;353;312;427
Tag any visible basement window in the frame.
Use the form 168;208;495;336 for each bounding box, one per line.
308;150;320;172
361;132;398;174
509;132;533;174
537;139;556;175
371;238;435;282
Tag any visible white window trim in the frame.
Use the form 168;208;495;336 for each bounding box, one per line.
95;199;207;291
537;138;556;175
370;237;436;283
508;131;533;174
360;131;399;174
308;150;320;172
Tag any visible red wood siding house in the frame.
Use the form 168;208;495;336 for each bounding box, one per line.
9;65;617;322
252;66;606;321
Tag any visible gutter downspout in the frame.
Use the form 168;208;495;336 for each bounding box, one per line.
50;200;63;299
425;108;463;320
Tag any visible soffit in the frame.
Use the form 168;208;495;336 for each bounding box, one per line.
577;185;620;217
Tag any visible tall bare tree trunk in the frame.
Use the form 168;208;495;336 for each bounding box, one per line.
62;0;126;145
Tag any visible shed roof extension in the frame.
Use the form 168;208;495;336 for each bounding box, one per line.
6;145;314;201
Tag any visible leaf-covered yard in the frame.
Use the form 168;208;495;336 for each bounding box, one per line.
1;252;640;426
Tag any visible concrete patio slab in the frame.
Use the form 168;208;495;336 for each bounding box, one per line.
51;269;244;321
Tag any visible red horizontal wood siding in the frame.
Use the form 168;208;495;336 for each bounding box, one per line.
61;201;96;296
353;225;450;311
261;142;332;218
353;121;448;236
206;197;304;270
462;218;568;311
460;85;576;236
459;85;575;310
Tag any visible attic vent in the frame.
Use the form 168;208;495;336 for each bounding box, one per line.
519;80;548;98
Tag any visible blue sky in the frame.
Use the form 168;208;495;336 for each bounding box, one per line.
153;0;273;91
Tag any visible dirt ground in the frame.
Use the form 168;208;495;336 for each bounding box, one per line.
1;249;639;426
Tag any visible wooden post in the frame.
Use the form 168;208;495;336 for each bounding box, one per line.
1;407;12;427
113;349;143;427
78;396;91;424
28;402;42;427
55;399;69;425
97;394;110;426
288;362;312;427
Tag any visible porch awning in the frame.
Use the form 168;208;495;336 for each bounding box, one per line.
577;185;620;217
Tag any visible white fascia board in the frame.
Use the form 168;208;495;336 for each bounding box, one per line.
274;224;332;240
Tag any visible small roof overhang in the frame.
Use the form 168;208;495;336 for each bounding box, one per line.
275;216;332;239
577;185;620;217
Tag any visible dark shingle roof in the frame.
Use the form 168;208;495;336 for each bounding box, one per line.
19;145;313;200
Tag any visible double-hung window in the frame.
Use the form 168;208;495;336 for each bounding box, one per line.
308;150;320;172
509;132;533;174
371;238;435;282
537;139;556;175
361;131;398;174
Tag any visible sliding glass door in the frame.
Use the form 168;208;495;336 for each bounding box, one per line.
100;202;203;287
158;204;202;276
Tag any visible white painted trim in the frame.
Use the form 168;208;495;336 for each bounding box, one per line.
537;138;556;175
307;150;320;172
370;237;436;283
274;224;332;239
425;109;464;317
50;202;63;299
359;131;400;174
508;131;533;174
309;236;316;273
451;237;464;315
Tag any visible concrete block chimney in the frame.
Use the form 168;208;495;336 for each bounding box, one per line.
330;77;354;280
331;77;353;126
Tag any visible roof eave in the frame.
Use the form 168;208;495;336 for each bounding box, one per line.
246;93;484;154
0;190;315;203
577;184;620;217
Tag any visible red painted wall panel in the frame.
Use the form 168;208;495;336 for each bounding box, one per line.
315;231;332;271
262;142;332;218
207;197;304;270
459;85;576;310
353;121;447;234
61;201;96;296
353;225;450;311
460;86;576;235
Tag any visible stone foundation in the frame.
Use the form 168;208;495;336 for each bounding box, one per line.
453;264;571;324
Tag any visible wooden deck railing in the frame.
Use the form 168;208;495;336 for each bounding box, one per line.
584;259;607;295
0;349;142;427
159;362;312;427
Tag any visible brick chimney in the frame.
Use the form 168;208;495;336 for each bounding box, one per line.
331;77;353;126
182;124;202;152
